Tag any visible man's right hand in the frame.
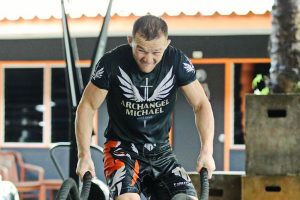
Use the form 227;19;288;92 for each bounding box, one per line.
76;156;96;180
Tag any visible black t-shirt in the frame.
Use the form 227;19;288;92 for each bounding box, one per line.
91;44;196;143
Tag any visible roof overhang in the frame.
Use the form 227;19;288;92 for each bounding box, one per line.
0;13;271;39
0;0;273;39
0;0;273;20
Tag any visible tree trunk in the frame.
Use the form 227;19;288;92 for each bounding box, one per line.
269;0;300;93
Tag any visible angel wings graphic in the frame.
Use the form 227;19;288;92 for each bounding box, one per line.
92;67;104;80
183;55;195;73
117;66;174;102
183;62;195;73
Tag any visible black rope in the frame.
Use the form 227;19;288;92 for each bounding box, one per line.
80;172;93;200
55;171;92;200
55;178;79;200
199;168;209;200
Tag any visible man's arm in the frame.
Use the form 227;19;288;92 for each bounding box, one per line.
75;82;108;179
181;80;215;178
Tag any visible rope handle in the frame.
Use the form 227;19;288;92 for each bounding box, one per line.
55;171;92;200
199;168;209;200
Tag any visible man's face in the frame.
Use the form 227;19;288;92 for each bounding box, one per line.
128;33;170;73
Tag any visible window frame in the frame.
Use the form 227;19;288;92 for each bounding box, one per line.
191;58;270;170
0;60;98;148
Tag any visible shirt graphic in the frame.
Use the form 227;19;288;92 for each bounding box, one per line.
91;67;104;80
117;66;174;127
117;66;174;102
90;45;196;143
183;56;195;73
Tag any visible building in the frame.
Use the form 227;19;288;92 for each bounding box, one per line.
0;0;273;180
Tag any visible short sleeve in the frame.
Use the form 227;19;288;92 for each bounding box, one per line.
176;54;196;86
90;58;110;90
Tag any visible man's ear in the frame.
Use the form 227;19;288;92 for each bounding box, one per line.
127;36;133;46
167;39;171;46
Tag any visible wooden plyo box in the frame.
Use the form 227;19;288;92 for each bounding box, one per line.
242;175;300;200
245;94;300;175
188;171;244;200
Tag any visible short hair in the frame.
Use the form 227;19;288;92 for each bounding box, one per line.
132;15;168;41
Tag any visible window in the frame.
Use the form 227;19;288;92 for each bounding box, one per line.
51;67;90;143
51;68;69;142
233;63;271;145
4;68;44;143
0;60;93;147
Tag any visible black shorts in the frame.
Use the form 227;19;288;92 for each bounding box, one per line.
103;140;197;199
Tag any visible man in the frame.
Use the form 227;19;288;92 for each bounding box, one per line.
75;15;215;200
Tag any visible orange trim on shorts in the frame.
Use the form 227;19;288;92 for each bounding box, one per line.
131;160;140;186
104;140;125;178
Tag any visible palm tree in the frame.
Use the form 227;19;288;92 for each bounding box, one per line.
269;0;300;93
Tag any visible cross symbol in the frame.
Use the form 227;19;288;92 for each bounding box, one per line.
141;78;153;101
141;78;153;127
